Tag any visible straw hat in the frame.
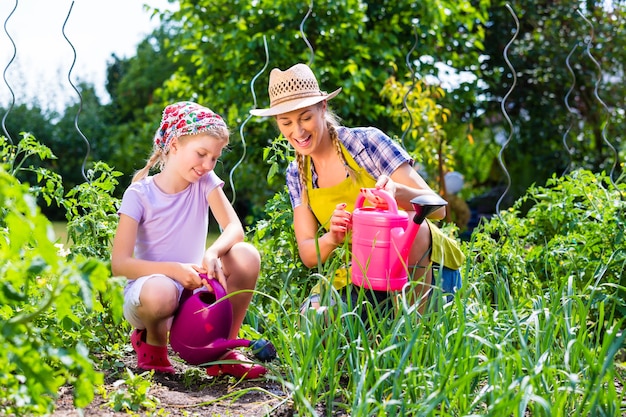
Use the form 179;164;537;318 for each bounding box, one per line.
249;63;341;117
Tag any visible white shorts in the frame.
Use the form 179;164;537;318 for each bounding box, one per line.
123;274;184;330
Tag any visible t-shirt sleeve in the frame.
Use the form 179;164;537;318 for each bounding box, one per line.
118;182;145;223
203;171;225;198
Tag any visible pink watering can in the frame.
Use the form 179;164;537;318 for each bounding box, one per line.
351;188;448;291
169;274;276;365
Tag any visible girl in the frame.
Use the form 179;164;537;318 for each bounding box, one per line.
111;101;266;378
250;64;465;313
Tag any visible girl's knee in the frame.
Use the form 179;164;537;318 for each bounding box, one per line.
140;279;179;316
222;242;261;288
225;242;261;275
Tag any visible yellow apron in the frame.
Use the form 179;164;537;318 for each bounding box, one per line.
306;143;375;294
305;143;465;295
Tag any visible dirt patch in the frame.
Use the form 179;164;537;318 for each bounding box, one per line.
51;348;294;417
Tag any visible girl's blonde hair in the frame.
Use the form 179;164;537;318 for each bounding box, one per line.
294;105;357;206
132;126;230;183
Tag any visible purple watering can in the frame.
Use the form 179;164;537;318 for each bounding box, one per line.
351;188;448;291
169;274;276;365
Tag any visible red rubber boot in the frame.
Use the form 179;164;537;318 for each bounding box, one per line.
130;329;175;374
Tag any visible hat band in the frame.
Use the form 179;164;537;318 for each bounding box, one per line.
271;91;325;107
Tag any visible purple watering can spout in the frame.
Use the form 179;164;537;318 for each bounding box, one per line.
169;274;276;365
351;189;448;292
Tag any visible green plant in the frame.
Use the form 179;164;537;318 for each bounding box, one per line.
249;188;310;314
380;72;455;187
470;169;626;311
103;369;161;413
0;135;131;414
0;155;107;414
0;132;66;207
263;133;294;187
62;161;123;260
249;166;626;415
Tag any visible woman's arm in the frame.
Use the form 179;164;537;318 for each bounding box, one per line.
293;203;348;268
387;163;446;219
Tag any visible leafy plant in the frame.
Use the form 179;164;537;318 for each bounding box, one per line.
469;168;626;311
249;188;310;315
380;72;455;186
249;166;626;415
0;135;129;414
103;369;161;413
0;153;107;414
62;161;123;260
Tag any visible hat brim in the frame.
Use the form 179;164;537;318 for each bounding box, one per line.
249;88;342;117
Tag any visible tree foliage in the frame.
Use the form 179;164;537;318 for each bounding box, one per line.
477;0;625;199
150;0;490;222
2;0;624;223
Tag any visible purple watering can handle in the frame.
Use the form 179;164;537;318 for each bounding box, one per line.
355;188;398;213
199;273;228;299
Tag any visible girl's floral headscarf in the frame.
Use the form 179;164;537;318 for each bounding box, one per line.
154;101;228;152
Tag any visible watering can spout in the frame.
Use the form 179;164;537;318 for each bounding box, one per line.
392;194;448;273
386;194;448;281
410;194;448;225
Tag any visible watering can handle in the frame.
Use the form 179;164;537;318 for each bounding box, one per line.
354;188;398;212
199;273;228;299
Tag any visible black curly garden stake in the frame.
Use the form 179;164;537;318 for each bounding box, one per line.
561;41;579;176
399;24;420;151
300;0;315;67
231;36;269;205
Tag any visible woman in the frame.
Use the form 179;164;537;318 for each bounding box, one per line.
250;63;465;313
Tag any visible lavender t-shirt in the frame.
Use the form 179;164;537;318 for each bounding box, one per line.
118;172;224;265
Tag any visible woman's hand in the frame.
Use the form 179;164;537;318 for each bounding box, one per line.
328;202;352;245
375;175;396;196
361;176;397;209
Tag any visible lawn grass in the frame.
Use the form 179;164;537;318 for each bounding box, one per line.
51;221;69;245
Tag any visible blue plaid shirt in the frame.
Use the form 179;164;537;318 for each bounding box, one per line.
286;126;413;208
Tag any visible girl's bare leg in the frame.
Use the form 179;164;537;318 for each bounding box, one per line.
137;276;179;345
221;242;261;339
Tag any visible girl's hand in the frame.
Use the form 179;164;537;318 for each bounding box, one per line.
201;249;228;292
328;202;351;245
177;263;207;290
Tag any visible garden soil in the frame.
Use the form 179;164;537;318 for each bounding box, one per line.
51;346;311;417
